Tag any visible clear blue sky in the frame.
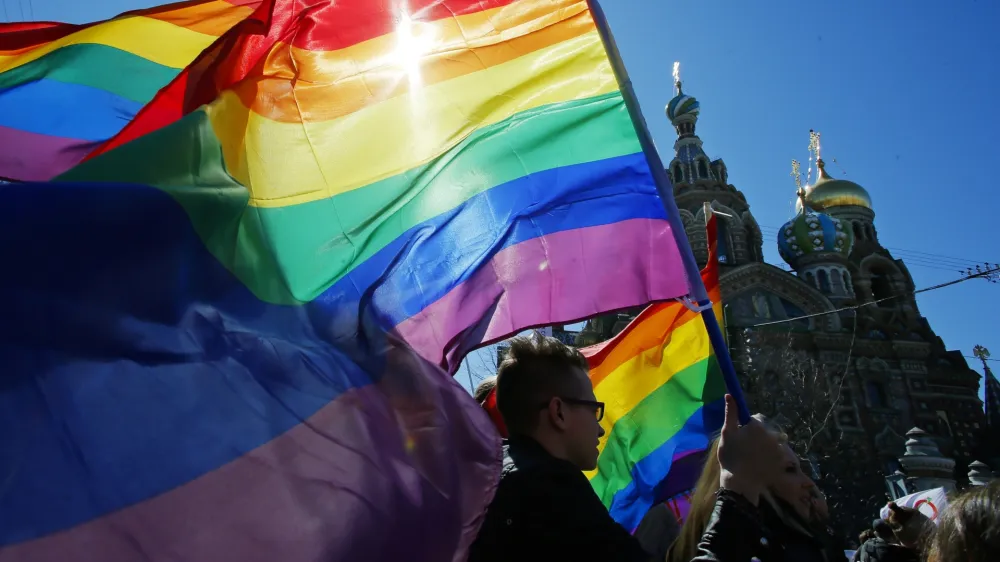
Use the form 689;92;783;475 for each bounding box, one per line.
20;0;998;399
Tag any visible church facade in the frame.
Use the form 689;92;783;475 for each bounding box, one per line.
571;80;987;533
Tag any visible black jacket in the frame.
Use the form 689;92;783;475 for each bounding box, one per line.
857;538;919;562
759;498;847;562
690;489;777;562
467;436;651;562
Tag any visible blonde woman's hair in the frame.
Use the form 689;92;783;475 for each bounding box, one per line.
665;415;786;562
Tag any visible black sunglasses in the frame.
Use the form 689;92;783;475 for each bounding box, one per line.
539;397;605;422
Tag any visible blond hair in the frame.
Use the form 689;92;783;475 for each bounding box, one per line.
664;437;723;562
665;415;786;562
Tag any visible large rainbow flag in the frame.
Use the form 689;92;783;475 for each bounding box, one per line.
582;213;726;531
0;0;260;181
0;0;698;560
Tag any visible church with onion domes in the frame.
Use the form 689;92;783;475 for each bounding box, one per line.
569;73;989;537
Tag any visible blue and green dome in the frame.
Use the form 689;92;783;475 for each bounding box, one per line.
666;85;700;122
777;208;854;266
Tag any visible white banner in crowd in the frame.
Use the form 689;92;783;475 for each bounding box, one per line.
878;487;948;523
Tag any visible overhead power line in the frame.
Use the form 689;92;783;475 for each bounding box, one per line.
747;265;1000;328
756;223;993;266
755;224;997;274
965;355;1000;364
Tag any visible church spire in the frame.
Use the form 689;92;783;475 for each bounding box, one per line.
791;159;807;213
665;61;700;139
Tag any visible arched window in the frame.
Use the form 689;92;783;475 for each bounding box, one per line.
672;164;683;184
866;381;888;408
840;271;852;297
866;224;876;241
831;269;845;294
817;269;831;293
697;160;709;179
805;271;816;288
853;222;864;241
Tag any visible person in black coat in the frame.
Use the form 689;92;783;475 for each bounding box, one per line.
468;334;777;562
467;335;651;562
686;395;801;562
669;416;851;562
857;518;919;562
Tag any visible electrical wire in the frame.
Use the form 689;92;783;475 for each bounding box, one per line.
965;356;999;364
746;265;1000;328
755;224;997;274
756;223;995;266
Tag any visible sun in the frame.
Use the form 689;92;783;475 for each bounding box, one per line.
391;11;434;83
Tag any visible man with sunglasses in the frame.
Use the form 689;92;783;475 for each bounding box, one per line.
468;333;653;562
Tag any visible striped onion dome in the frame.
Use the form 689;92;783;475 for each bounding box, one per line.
666;84;700;123
777;207;854;267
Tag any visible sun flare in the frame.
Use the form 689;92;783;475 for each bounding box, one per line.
392;11;434;83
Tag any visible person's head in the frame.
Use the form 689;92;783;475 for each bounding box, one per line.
665;414;787;562
926;481;1000;562
474;375;508;437
473;376;497;403
873;518;895;542
495;333;603;470
764;444;817;521
886;501;932;550
858;529;874;545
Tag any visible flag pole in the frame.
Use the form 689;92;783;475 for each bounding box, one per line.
587;0;750;423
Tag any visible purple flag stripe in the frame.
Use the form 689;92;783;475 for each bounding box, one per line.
0;383;501;562
394;218;688;371
0;125;96;181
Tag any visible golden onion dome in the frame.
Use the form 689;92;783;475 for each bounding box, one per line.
795;159;872;212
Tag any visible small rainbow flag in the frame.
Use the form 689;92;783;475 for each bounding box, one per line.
0;0;260;181
0;0;696;559
582;213;726;531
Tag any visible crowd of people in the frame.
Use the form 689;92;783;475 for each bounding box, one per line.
466;333;1000;562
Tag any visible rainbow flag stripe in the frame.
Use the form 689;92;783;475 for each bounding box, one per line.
0;0;260;181
582;214;725;531
1;0;693;559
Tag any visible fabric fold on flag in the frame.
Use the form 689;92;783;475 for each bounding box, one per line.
581;213;726;532
0;0;260;181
